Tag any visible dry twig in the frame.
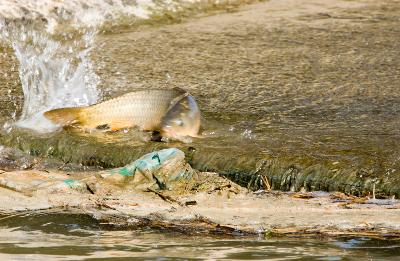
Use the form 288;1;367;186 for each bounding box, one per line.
260;175;271;191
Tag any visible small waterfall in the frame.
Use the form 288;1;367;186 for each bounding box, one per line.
0;24;100;132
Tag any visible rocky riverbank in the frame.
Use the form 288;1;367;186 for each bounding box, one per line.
1;148;399;238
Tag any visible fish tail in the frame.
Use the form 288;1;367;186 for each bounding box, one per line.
44;107;86;126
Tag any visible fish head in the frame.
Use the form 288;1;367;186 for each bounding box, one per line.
160;94;201;139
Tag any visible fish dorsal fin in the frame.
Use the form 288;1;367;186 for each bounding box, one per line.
172;87;189;95
167;90;190;112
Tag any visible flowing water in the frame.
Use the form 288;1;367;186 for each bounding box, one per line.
1;0;400;259
0;213;399;260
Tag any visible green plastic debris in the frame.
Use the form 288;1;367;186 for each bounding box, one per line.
0;148;195;195
100;148;194;190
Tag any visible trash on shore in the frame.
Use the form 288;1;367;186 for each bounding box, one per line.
98;148;194;190
0;147;399;238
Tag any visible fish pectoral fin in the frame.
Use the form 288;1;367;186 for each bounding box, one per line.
107;120;132;131
95;124;111;130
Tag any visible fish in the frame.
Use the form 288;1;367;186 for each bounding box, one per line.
43;88;201;140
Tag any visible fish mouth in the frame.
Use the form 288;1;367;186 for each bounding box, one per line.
160;126;195;142
160;126;179;139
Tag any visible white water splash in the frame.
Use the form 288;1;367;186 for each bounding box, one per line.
0;0;227;133
0;0;205;33
1;24;100;132
0;0;155;33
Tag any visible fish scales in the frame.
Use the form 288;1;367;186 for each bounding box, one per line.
83;89;182;130
43;88;201;139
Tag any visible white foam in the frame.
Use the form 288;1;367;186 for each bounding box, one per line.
0;0;215;133
0;0;154;32
1;26;100;133
0;0;206;33
15;111;60;133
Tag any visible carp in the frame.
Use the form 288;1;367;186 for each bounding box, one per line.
43;88;201;140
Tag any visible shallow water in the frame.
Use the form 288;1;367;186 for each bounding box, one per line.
1;0;400;197
0;213;399;260
1;0;400;259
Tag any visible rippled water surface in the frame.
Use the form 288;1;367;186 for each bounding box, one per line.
1;1;400;194
1;0;400;259
0;214;399;260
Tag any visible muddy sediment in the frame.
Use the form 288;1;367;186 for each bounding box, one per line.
1;0;400;198
1;165;400;238
0;146;399;240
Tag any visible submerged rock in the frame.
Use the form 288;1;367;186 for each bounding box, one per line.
0;146;36;171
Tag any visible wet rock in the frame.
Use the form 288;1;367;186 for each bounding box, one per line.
0;145;101;172
0;146;35;171
0;170;89;195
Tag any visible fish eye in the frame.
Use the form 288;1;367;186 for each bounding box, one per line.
175;119;184;126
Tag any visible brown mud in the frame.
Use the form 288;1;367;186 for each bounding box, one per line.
1;167;399;238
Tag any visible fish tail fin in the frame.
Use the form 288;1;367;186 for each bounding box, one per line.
44;107;86;126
